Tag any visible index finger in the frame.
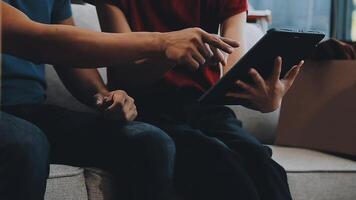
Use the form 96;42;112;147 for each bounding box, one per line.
220;37;240;48
202;33;235;54
283;60;304;80
210;46;226;66
271;56;282;83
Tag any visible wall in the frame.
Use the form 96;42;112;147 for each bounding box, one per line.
249;0;332;37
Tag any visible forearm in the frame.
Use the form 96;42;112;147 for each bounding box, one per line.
57;68;109;107
223;39;246;74
221;12;247;74
5;25;163;67
2;2;163;67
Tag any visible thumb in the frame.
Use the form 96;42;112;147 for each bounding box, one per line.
94;94;104;106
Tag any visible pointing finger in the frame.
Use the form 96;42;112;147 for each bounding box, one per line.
271;56;282;83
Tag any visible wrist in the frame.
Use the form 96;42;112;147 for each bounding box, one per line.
95;88;110;97
93;85;110;98
153;32;167;59
93;89;109;108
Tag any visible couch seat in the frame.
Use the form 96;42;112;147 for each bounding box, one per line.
271;146;356;200
45;165;88;200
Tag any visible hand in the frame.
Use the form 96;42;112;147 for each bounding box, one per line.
161;28;239;70
207;45;228;65
206;45;228;78
94;90;137;121
227;57;304;113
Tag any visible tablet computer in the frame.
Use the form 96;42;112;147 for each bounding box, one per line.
198;28;325;104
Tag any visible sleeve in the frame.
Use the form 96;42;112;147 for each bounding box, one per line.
110;0;129;15
83;0;113;5
51;0;73;23
83;0;128;14
219;0;248;22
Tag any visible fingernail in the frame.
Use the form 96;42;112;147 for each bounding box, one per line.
209;51;213;57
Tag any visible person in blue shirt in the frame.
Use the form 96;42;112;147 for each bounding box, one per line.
1;1;239;200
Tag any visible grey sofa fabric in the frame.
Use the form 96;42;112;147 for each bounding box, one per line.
271;146;356;200
45;165;88;200
230;106;280;144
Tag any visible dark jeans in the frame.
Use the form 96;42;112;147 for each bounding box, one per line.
0;112;49;200
1;105;176;200
137;101;292;200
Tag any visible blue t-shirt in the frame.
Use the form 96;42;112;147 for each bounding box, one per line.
1;0;72;106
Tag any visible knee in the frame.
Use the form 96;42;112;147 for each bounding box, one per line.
121;122;176;158
175;132;229;164
0;115;50;165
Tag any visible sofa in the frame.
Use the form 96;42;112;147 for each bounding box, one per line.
43;4;356;200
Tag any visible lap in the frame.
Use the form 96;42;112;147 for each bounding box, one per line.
0;111;47;147
147;104;271;161
2;104;172;168
0;111;42;135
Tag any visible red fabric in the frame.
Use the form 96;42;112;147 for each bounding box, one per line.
114;0;248;93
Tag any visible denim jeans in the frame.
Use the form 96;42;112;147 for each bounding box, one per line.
1;105;176;200
136;97;292;200
0;112;49;200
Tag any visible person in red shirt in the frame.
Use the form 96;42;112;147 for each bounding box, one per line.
91;0;303;199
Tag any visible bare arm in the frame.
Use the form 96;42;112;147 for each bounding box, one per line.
2;1;238;68
53;17;109;107
48;16;137;121
220;12;247;74
2;2;164;67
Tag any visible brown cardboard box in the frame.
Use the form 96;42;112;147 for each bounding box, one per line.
276;61;356;156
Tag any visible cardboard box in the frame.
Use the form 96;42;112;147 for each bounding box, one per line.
276;61;356;156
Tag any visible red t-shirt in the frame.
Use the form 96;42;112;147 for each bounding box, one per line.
113;0;248;95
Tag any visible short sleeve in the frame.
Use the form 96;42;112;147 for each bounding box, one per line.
83;0;128;14
84;0;113;5
51;0;73;23
219;0;248;22
111;0;129;14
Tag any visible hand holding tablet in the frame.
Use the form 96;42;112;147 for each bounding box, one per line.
198;28;325;105
226;57;305;112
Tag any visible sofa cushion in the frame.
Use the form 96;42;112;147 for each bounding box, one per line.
45;165;88;200
230;106;279;144
271;146;356;200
